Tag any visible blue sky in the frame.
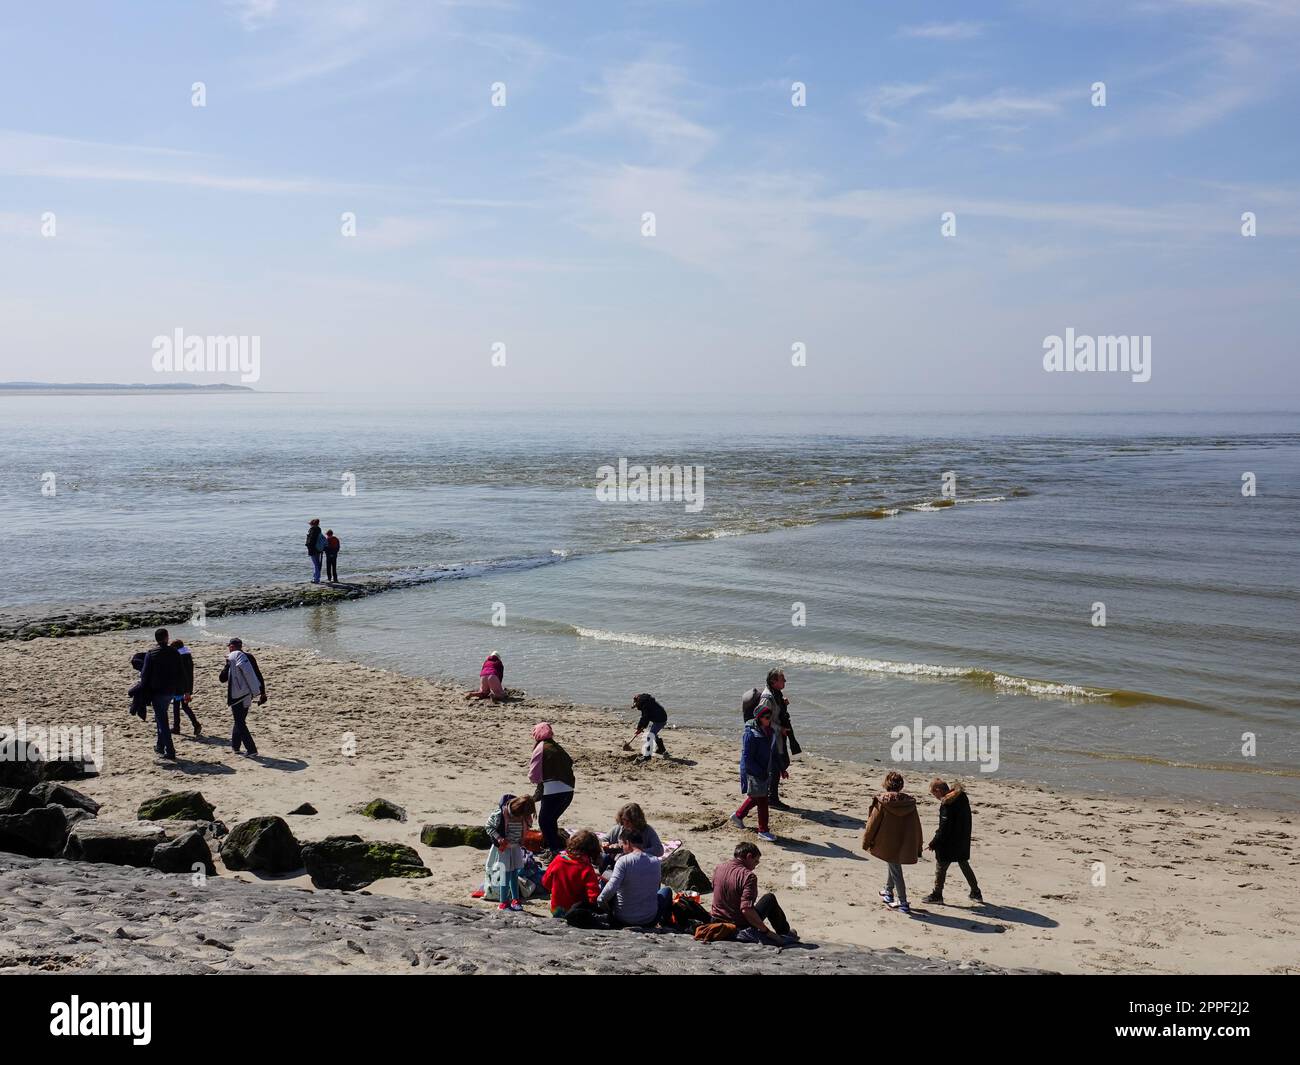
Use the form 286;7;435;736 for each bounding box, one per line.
1;0;1297;403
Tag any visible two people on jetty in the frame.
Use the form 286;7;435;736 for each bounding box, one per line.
304;518;342;584
129;629;267;762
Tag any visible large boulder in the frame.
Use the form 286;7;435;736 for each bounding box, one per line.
660;848;712;894
63;822;166;867
38;758;96;782
301;835;431;891
420;824;492;850
137;791;215;822
28;782;101;816
0;735;43;789
152;830;216;876
0;806;69;858
145;818;227;840
0;786;38;815
219;816;302;874
359;798;406;822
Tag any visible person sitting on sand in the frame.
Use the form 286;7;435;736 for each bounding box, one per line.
324;529;341;583
542;829;602;919
529;722;575;857
729;703;777;842
602;801;664;870
466;652;506;701
219;638;264;757
922;778;983;905
596;828;672;929
485;794;535;912
305;518;326;583
138;627;184;761
629;693;669;761
862;770;924;915
710;842;798;945
169;639;201;737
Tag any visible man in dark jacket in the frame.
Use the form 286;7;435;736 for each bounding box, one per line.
922;779;983;904
138;628;183;760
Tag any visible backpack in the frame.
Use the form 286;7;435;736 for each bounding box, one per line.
314;530;328;552
741;687;763;722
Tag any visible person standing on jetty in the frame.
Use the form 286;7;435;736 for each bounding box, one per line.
922;779;984;905
220;638;265;757
169;639;201;736
138;627;183;761
862;770;924;915
305;518;326;583
730;703;777;842
324;529;341;583
529;722;575;857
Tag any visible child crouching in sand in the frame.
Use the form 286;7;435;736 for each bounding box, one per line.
485;795;535;912
542;829;603;920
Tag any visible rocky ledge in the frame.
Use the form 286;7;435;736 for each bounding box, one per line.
0;854;1043;975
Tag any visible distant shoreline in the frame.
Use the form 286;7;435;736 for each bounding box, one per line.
0;382;255;394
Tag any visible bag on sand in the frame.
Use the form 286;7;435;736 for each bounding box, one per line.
693;921;738;943
741;687;762;722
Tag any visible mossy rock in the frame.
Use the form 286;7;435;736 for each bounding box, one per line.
137;791;216;822
219;816;302;873
931;498;956;508
301;835;431;891
420;824;491;850
360;798;406;822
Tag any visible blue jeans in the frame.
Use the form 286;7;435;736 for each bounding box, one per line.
230;696;257;754
151;695;175;757
309;552;322;582
611;887;674;929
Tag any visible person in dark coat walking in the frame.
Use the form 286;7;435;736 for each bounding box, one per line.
922;779;983;904
137;627;183;760
169;639;202;736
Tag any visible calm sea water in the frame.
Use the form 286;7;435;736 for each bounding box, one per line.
3;394;1298;808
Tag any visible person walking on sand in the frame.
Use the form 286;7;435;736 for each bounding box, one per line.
529;722;575;858
922;779;984;905
756;669;799;810
466;652;506;701
628;693;669;761
729;703;777;842
324;528;341;583
138;627;184;761
485;794;535;912
305;518;326;583
219;638;264;757
710;842;798;945
168;639;201;736
862;770;924;915
542;829;603;920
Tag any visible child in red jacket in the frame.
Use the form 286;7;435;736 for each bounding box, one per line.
542;830;602;919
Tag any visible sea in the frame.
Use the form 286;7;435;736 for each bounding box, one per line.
3;393;1297;809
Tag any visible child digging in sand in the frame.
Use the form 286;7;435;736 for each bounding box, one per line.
485;795;535;912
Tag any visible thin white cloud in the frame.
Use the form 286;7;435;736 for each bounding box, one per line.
930;91;1065;121
897;21;986;40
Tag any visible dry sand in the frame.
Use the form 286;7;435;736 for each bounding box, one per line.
2;633;1296;974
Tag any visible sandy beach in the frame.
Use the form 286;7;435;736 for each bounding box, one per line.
2;633;1296;975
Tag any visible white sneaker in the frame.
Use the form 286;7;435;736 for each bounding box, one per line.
757;831;777;842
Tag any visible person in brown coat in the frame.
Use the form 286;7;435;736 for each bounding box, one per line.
862;770;923;915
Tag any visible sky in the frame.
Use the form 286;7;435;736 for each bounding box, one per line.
1;0;1298;404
